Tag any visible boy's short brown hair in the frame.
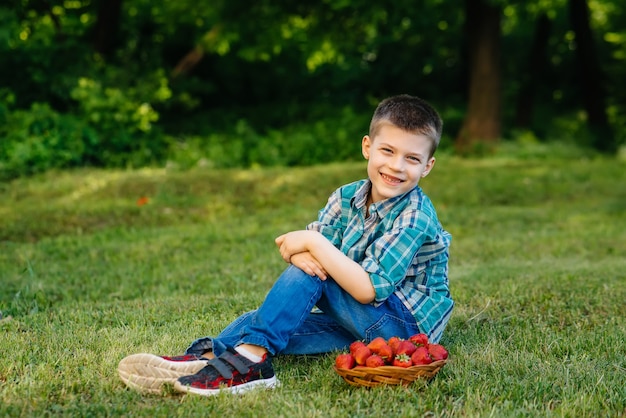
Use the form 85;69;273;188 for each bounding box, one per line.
369;94;443;158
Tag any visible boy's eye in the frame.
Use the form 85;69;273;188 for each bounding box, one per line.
408;156;420;162
381;148;393;153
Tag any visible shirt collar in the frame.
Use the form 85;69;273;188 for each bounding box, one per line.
351;180;418;218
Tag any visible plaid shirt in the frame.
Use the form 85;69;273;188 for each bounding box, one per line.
307;179;453;342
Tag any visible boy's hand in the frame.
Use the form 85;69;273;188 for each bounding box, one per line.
290;252;328;280
275;230;319;262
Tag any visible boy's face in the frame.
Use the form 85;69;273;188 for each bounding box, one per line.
362;123;435;203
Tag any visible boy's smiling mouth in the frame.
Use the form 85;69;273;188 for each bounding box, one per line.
381;173;404;184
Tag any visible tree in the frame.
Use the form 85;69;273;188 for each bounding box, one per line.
455;0;502;154
514;13;551;129
92;0;123;57
568;0;616;153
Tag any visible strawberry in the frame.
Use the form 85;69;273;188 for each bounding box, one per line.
353;346;372;365
392;353;412;368
387;336;402;352
408;333;429;347
395;340;417;357
428;343;449;361
366;337;387;352
349;341;367;357
335;353;356;369
377;344;394;363
365;354;386;368
367;337;393;362
410;346;432;365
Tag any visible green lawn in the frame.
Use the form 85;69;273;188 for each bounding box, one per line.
1;150;625;417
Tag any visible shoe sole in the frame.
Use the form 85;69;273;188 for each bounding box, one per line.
118;353;209;395
173;375;279;396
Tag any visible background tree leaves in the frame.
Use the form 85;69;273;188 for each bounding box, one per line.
0;0;624;179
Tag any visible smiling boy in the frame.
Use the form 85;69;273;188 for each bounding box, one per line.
118;94;453;396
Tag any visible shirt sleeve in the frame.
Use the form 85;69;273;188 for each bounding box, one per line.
361;209;439;303
306;188;344;248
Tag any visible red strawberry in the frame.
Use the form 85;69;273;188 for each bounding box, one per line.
335;353;356;369
366;337;387;352
353;346;372;365
365;354;386;368
392;353;412;368
395;340;417;357
367;337;393;361
377;344;394;363
428;343;449;361
410;346;432;365
387;336;402;352
349;341;367;357
408;333;429;347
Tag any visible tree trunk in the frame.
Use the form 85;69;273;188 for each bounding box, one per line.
92;0;123;56
568;0;616;153
515;14;551;129
456;0;502;154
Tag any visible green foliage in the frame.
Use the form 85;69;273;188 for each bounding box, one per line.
0;4;93;109
0;103;96;180
0;68;174;179
265;107;369;166
0;0;625;179
69;69;172;166
167;106;368;169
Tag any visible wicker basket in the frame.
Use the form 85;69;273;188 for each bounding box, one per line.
334;360;447;388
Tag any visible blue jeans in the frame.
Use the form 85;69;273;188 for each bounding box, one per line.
192;265;423;357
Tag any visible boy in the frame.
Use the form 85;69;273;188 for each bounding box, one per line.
118;94;453;396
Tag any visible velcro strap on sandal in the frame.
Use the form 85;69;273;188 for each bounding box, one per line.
207;351;251;379
220;351;252;375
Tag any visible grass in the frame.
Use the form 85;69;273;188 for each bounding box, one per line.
1;148;625;417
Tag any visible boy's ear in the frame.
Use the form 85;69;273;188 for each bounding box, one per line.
362;135;371;160
421;157;436;177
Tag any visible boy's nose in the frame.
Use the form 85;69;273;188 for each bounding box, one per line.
388;156;404;171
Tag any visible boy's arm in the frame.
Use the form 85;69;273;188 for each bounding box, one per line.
289;251;328;280
275;230;375;304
